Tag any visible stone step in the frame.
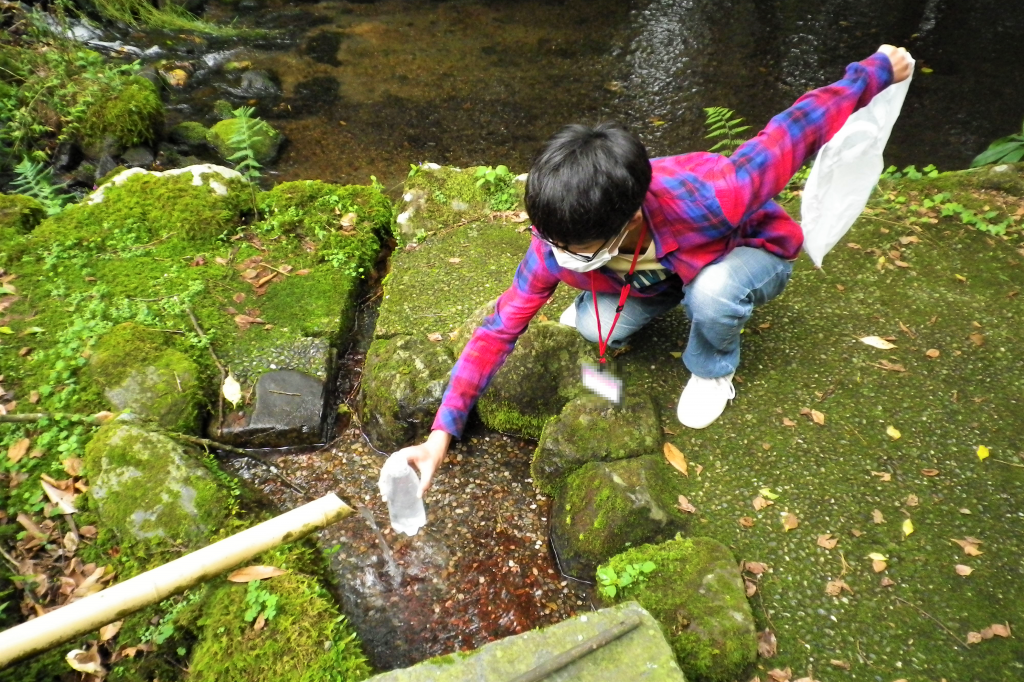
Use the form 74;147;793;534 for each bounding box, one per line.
366;601;685;682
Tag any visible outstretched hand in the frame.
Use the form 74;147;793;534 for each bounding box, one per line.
876;45;913;83
394;429;452;497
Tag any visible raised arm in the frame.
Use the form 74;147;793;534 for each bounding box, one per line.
712;48;904;226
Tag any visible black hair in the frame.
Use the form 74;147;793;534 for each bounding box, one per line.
525;121;652;246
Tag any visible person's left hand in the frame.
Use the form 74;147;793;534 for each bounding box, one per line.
876;45;913;83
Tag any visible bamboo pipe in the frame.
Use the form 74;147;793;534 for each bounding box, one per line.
0;493;353;668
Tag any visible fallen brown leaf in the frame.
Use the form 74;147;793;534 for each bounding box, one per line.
7;438;30;464
906;494;919;507
742;561;768;575
925;348;941;358
781;512;799;531
767;668;792;682
825;579;852;596
851;529;864;537
663;442;688;476
872;509;884;524
816;534;838;549
757;629;777;658
739;516;755;528
871;359;906;372
829;659;851;670
955;564;973;576
991;623;1012;637
99;620;123;642
744;578;758;597
448;258;462;264
969;333;985;346
427;333;443;342
753;496;774;511
899;235;920;245
675;495;697;514
872;559;887;573
951;538;983;556
860;335;897;350
871;471;892;482
921;468;939;476
880;576;895;587
782;417;796;427
966;631;983;645
227;565;288;583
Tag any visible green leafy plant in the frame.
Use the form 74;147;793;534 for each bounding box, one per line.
226;106;263;217
10;158;72;215
971;119;1024;167
596;561;656;599
474;164;509;188
880;164;940;181
703;107;751;157
244;579;279;624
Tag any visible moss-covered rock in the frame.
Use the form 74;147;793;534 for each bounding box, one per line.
208;116;283;165
550;455;691;579
362;335;455;449
169;121;211;151
84;419;230;545
476;321;592;438
189;545;372;682
85;323;203;433
598;537;757;682
0;193;45;233
532;392;661;495
80;76;164;154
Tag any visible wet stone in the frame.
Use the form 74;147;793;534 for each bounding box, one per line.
213;369;325;448
366;601;685;681
532;392;661;495
550;456;690;580
121;145;155;168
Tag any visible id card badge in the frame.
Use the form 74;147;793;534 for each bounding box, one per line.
581;361;623;405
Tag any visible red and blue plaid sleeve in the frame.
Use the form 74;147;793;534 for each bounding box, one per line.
432;237;560;437
712;52;895;226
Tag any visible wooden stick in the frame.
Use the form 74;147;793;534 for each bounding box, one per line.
893;596;968;648
0;494;352;668
185;305;226;436
508;615;641;682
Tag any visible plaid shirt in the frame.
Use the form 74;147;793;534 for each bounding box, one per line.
433;53;894;438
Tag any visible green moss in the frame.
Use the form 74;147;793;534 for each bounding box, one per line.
80;76;163;150
170;121;211;148
600;537;756;682
0;193;45;233
208;117;283;165
83;421;230;547
190;547;372;682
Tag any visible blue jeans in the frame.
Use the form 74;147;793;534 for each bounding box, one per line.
573;247;793;378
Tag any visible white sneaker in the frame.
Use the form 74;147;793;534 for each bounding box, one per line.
559;303;577;328
676;372;735;429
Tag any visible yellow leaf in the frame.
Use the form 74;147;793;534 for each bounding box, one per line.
868;552;888;561
222;374;242;408
886;425;901;440
669;351;681;359
663;442;688;476
227;565;288;583
902;518;914;537
860;335;897;350
99;620;123;642
977;445;989;461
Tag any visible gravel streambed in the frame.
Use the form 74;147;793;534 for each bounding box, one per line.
223;427;590;671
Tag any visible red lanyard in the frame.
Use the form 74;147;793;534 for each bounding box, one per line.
591;222;647;365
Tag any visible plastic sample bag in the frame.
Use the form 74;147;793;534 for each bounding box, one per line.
800;54;915;267
377;452;427;536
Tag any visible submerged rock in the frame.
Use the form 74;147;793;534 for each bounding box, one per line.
532;392;661;495
86;323;203;434
366;601;685;681
550;456;689;579
84;419;230;545
598;537;757;682
362;335;455;450
213;369;325;448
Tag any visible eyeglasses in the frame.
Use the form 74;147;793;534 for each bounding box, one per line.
539;221;632;263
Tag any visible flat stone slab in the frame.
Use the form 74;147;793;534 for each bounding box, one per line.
366;601;685;682
213;369;325;447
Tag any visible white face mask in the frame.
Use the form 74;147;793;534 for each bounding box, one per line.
551;224;631;273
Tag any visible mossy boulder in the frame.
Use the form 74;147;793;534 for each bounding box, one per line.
85;322;203;433
362;335;455;449
0;193;45;233
208;117;283;165
550;455;691;579
532;392;661;495
84;419;230;545
189;551;372;682
396;165;518;242
80;76;164;154
598;537;757;682
476;321;592;438
169;121;211;152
